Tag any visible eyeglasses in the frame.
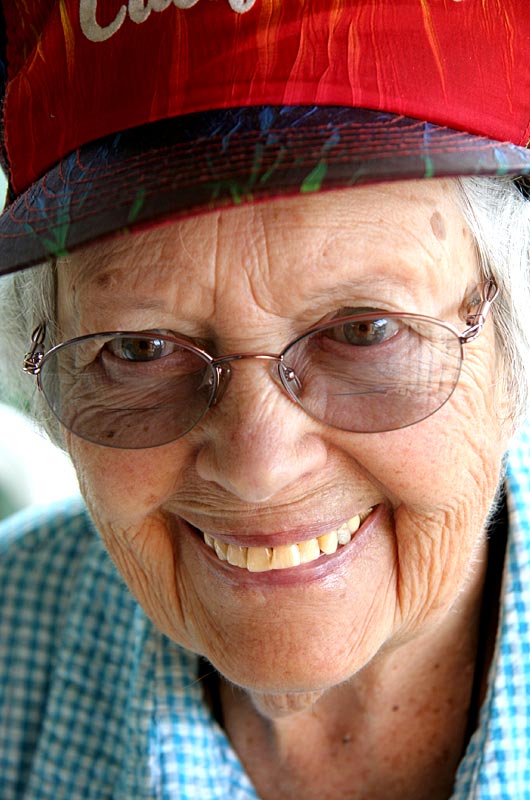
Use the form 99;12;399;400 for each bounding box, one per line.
23;280;498;449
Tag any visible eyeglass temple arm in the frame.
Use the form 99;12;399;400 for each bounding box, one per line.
23;323;47;375
460;279;498;343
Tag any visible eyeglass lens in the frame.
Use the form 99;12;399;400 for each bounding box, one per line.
39;315;463;448
39;334;217;448
281;315;462;434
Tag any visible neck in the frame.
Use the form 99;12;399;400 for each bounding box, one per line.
219;539;491;800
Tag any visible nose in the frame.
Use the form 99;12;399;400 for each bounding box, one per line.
195;360;328;503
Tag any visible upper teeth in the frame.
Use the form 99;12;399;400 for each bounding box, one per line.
203;509;373;572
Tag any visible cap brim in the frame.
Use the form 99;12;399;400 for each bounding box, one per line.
1;106;529;276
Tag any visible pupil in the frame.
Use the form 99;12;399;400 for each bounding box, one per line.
343;319;388;346
122;337;164;361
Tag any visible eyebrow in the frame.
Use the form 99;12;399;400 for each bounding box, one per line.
92;294;170;312
63;236;156;288
301;274;424;310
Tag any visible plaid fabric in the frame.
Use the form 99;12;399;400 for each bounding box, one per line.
454;424;530;799
1;425;529;799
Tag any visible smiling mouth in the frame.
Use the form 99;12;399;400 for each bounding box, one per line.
202;507;375;572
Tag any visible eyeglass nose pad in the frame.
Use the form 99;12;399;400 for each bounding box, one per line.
276;360;302;400
210;364;231;406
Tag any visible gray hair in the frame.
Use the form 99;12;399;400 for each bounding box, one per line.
0;261;62;445
0;176;529;450
456;177;530;427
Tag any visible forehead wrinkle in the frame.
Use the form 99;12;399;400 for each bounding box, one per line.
62;235;192;323
255;188;458;292
65;231;181;294
58;180;475;336
210;206;279;324
317;211;473;312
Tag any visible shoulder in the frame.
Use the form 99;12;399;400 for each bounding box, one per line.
0;498;108;668
0;497;101;602
0;495;94;554
0;497;129;646
0;498;139;797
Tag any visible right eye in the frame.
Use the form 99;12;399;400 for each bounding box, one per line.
106;335;173;362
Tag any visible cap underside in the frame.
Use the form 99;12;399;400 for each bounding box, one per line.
1;106;529;276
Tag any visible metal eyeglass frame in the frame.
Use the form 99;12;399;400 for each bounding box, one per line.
23;279;499;445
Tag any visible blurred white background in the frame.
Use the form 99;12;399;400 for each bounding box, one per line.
0;171;80;520
0;403;80;518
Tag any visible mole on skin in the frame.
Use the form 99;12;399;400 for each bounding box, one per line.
430;210;447;241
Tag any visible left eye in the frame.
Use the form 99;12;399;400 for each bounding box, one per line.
106;336;173;362
326;316;400;346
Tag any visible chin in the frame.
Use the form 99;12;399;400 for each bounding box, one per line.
201;626;381;699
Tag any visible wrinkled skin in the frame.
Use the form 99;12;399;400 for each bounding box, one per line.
58;181;510;799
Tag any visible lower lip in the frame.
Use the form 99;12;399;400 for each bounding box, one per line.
186;505;389;588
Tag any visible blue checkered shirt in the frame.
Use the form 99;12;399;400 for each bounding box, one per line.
1;425;530;799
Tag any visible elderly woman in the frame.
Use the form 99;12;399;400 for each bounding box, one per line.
1;2;530;799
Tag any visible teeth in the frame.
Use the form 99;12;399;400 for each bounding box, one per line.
271;544;301;570
317;530;338;555
213;540;228;561
204;533;215;548
247;546;272;572
336;522;352;545
298;537;321;563
348;514;361;534
227;544;247;568
203;509;374;572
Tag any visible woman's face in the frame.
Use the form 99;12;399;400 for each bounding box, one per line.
58;180;509;702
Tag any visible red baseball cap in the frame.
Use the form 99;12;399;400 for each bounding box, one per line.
0;0;529;276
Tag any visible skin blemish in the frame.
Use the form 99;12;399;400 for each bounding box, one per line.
94;268;121;292
430;211;447;241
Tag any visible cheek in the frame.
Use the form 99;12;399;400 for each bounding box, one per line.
66;436;190;524
382;407;502;542
329;359;507;625
353;336;506;514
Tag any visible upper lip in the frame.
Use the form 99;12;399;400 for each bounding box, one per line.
173;506;378;549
